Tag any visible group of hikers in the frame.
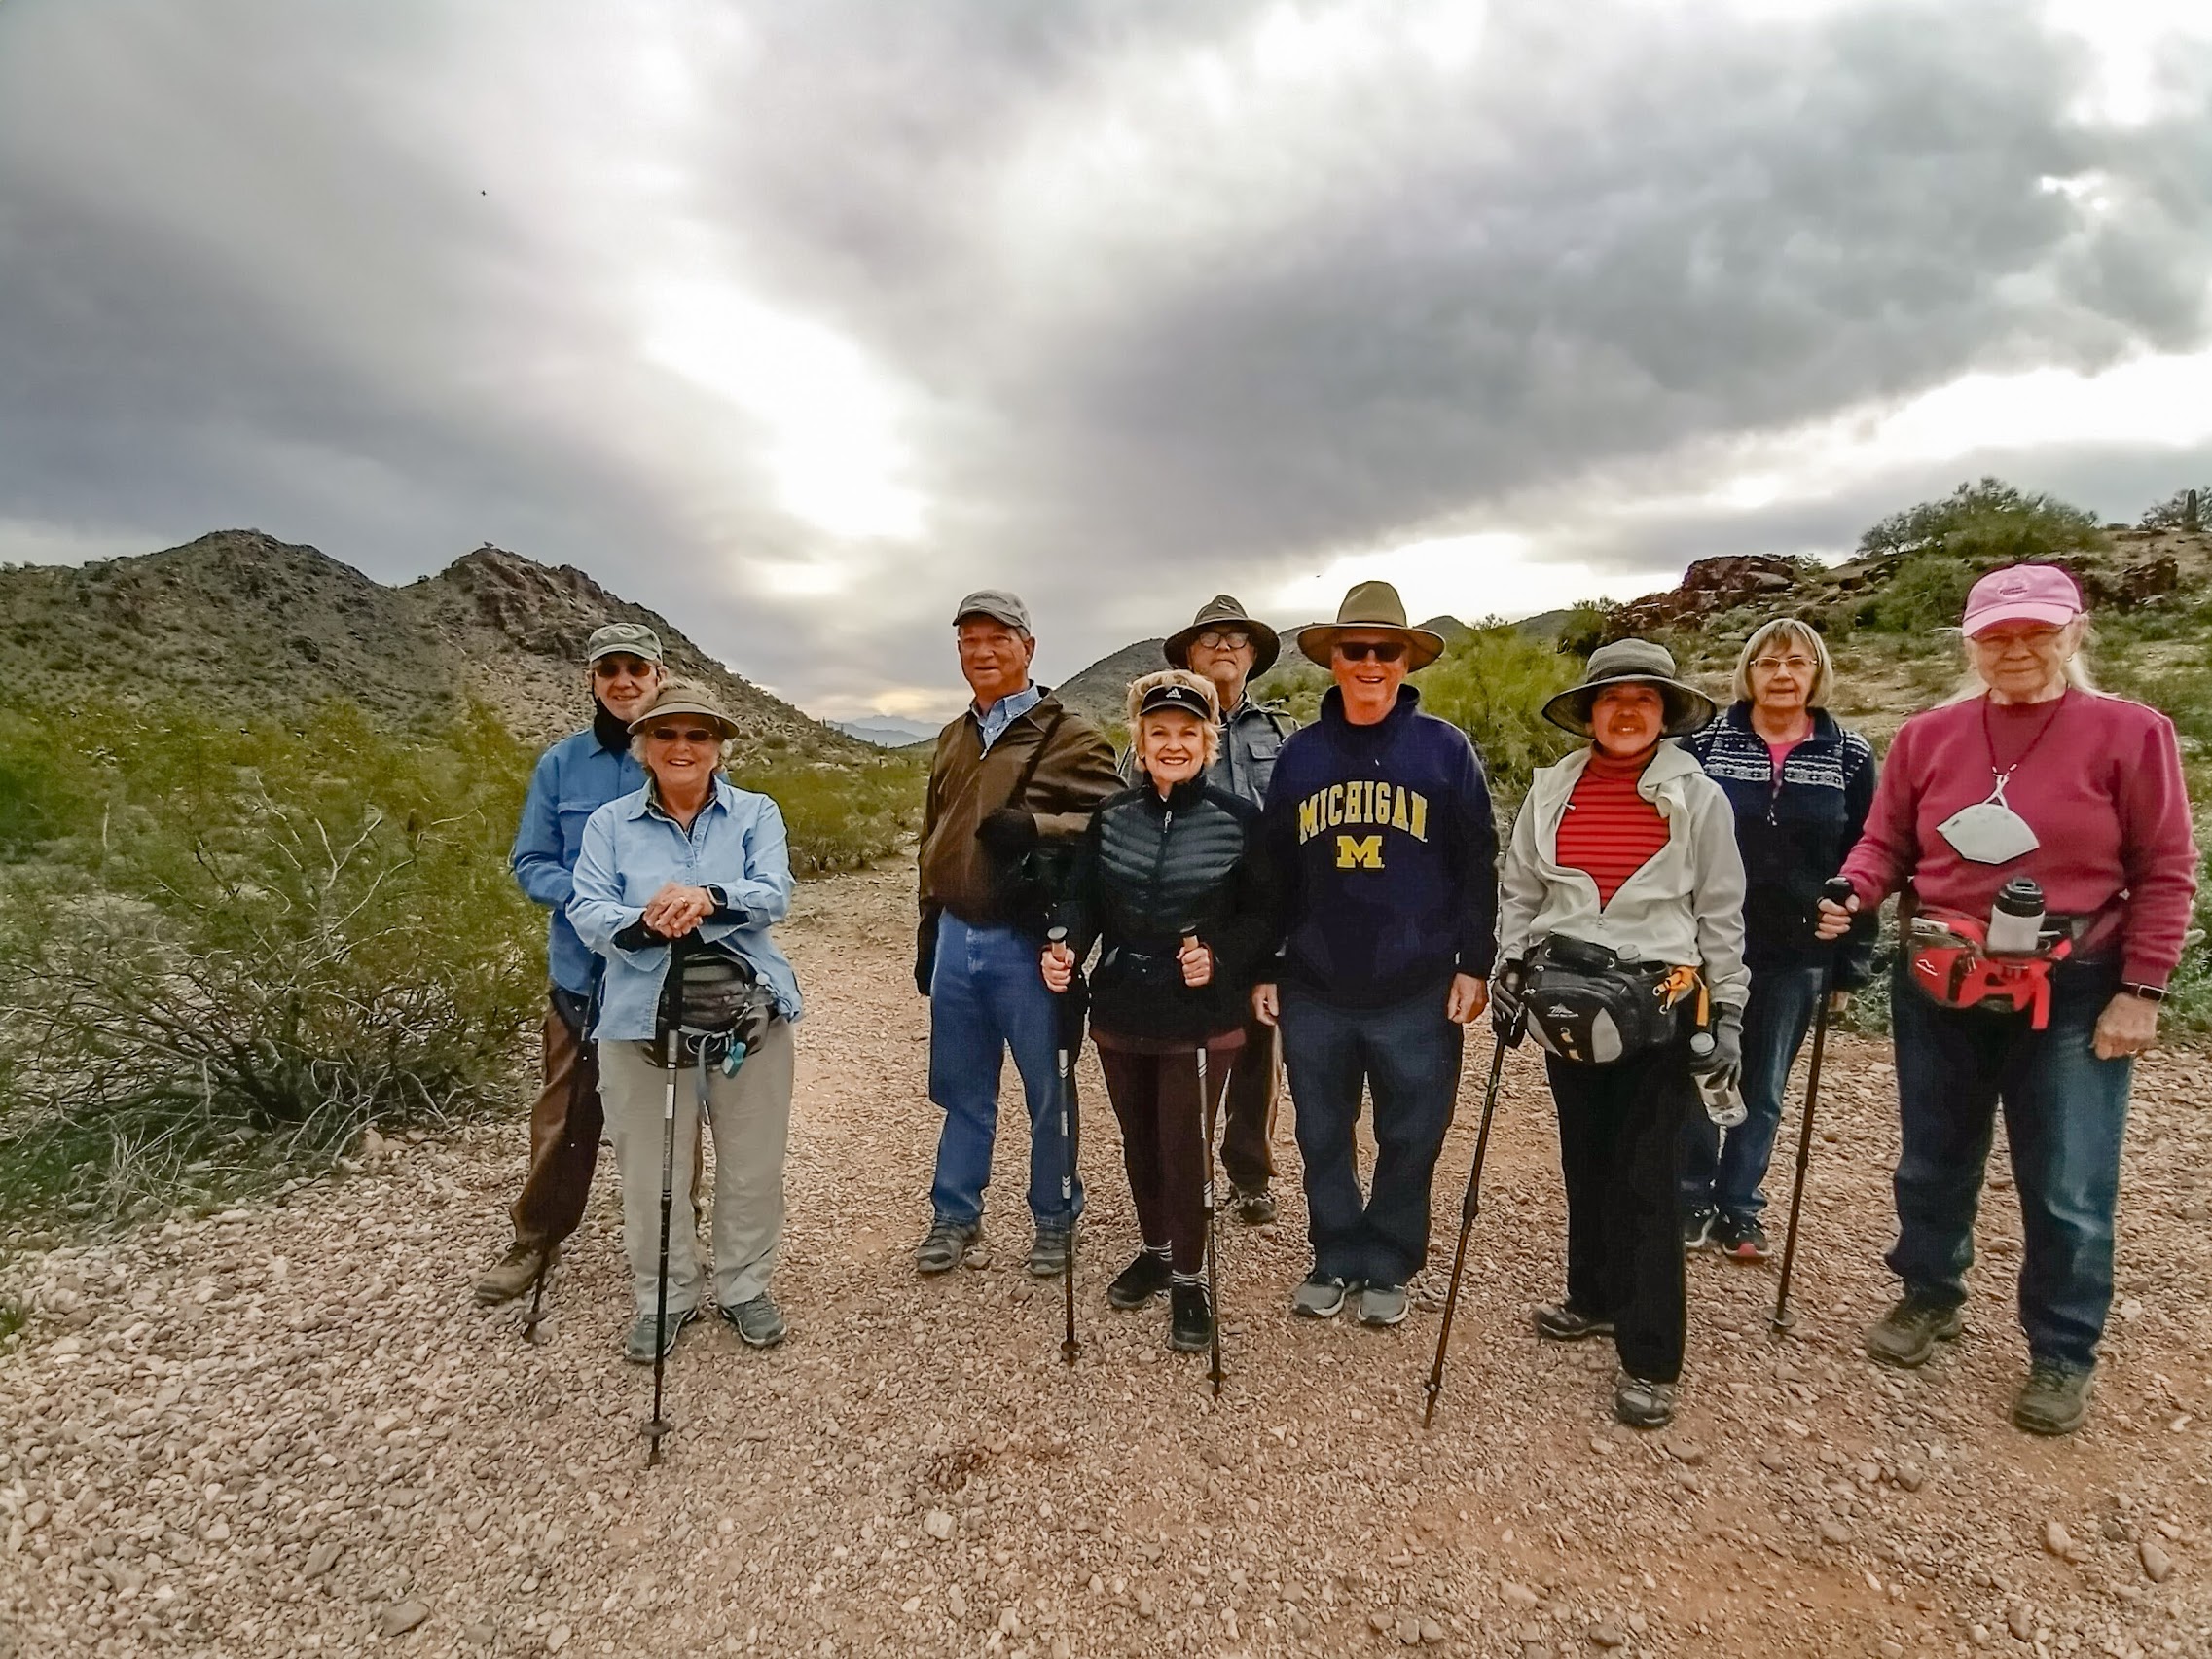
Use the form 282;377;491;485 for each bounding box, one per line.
471;561;2196;1438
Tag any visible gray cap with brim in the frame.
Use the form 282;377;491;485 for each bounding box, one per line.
587;621;665;664
952;590;1033;632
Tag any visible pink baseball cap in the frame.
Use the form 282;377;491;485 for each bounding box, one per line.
1961;563;2084;636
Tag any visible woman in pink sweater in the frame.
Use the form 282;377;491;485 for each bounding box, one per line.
1818;563;2198;1436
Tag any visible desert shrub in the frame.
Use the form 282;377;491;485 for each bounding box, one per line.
2139;486;2209;532
1858;477;2105;565
0;698;542;1234
725;749;926;875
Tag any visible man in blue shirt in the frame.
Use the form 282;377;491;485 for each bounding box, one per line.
472;621;666;1304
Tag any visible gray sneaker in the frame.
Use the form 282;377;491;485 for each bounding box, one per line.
916;1218;983;1275
1232;1185;1278;1226
1614;1370;1679;1429
1290;1273;1351;1319
1865;1294;1964;1369
623;1304;698;1364
1358;1283;1409;1327
473;1241;556;1305
1028;1220;1077;1279
2012;1361;2093;1436
720;1293;786;1349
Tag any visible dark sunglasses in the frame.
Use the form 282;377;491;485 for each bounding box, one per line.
593;657;656;678
645;726;719;744
1334;641;1406;664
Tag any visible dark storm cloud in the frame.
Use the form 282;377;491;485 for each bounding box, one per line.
1;0;2207;715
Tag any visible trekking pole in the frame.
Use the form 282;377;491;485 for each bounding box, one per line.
1423;977;1520;1429
1186;931;1223;1399
645;936;688;1464
1047;927;1079;1367
520;1256;553;1345
1771;878;1856;1337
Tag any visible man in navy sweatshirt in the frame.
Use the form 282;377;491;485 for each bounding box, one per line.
1253;582;1498;1328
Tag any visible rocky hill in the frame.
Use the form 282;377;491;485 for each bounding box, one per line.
0;530;868;755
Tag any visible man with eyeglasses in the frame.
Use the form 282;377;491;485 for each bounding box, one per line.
1160;595;1300;1223
1252;582;1498;1328
472;621;668;1305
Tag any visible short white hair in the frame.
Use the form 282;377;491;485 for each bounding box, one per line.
1733;618;1833;708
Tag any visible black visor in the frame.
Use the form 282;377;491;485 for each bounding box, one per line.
1138;683;1214;720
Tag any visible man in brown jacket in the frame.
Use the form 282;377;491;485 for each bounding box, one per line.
915;590;1120;1278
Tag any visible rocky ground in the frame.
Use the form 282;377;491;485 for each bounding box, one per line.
3;862;2207;1659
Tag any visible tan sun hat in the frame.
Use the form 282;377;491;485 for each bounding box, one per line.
1294;580;1446;671
626;678;741;739
1540;638;1717;739
1163;595;1281;677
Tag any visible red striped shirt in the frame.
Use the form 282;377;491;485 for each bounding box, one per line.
1557;747;1668;906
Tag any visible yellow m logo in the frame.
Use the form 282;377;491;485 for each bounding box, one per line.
1334;833;1384;870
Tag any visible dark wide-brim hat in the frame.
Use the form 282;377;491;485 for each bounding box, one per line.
1541;638;1717;739
1163;594;1281;677
1293;580;1446;671
627;678;742;739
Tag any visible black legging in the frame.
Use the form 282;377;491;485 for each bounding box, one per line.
1096;1034;1240;1276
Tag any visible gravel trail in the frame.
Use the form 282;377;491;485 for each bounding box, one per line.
4;862;2207;1658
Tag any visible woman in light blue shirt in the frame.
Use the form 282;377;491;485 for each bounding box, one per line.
569;681;803;1363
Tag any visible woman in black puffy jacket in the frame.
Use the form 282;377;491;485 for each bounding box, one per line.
1042;670;1275;1354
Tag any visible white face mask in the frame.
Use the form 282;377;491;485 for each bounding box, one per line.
1937;775;2040;866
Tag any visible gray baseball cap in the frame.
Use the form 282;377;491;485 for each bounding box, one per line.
952;590;1032;633
586;621;664;664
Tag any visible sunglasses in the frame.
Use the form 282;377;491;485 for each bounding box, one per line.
592;656;656;677
645;726;720;744
1194;629;1253;651
1334;641;1406;664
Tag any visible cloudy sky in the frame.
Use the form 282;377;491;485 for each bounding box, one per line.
4;0;2209;719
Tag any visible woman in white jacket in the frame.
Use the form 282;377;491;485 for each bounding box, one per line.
1494;639;1748;1428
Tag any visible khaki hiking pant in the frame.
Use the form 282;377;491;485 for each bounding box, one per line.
600;1020;794;1317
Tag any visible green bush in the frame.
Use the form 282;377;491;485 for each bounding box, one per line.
726;749;925;874
1858;477;2105;564
0;699;543;1235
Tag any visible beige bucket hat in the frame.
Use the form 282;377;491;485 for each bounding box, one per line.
1163;595;1282;677
627;678;741;739
1540;638;1717;739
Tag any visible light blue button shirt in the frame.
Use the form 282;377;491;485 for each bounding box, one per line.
568;776;804;1041
974;682;1043;752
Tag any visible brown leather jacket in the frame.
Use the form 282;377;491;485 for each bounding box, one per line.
920;690;1120;928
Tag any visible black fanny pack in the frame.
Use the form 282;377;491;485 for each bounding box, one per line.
648;950;777;1068
1522;935;1686;1065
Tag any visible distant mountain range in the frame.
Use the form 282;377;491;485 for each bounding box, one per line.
831;716;942;748
0;529;868;756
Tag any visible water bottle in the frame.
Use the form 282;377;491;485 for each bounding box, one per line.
1698;1071;1746;1129
1986;877;2046;956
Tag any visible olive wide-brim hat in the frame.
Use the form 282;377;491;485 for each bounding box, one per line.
627;678;742;739
1541;638;1718;739
1163;595;1282;677
1293;580;1446;671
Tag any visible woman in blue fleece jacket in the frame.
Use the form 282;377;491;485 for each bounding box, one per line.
1251;583;1498;1329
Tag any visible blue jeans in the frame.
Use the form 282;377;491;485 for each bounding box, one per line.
1681;962;1826;1222
1888;957;2132;1374
926;914;1082;1230
1278;978;1464;1287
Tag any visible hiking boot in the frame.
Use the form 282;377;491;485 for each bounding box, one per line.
622;1304;698;1364
1231;1184;1278;1225
915;1218;984;1275
1169;1281;1214;1352
1028;1220;1077;1278
1289;1272;1351;1319
1713;1213;1771;1263
1614;1370;1679;1429
1358;1283;1410;1327
1532;1302;1615;1342
1864;1294;1964;1369
2012;1361;2093;1436
1107;1250;1173;1310
473;1241;556;1305
1682;1205;1717;1250
719;1292;786;1349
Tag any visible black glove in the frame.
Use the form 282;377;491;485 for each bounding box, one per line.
1490;959;1527;1046
1689;1003;1744;1083
976;808;1039;859
915;905;942;997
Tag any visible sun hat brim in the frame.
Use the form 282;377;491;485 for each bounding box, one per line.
1164;616;1281;676
628;699;740;739
1962;598;2082;637
1541;675;1717;739
1293;624;1445;672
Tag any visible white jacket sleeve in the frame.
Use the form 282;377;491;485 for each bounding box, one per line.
1686;776;1751;1008
1495;795;1546;966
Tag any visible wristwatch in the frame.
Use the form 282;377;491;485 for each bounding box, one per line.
2120;982;2167;1004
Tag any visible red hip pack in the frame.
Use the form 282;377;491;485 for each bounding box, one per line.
1905;909;2071;1029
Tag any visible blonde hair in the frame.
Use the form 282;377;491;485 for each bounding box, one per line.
1125;669;1221;775
1733;618;1833;708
